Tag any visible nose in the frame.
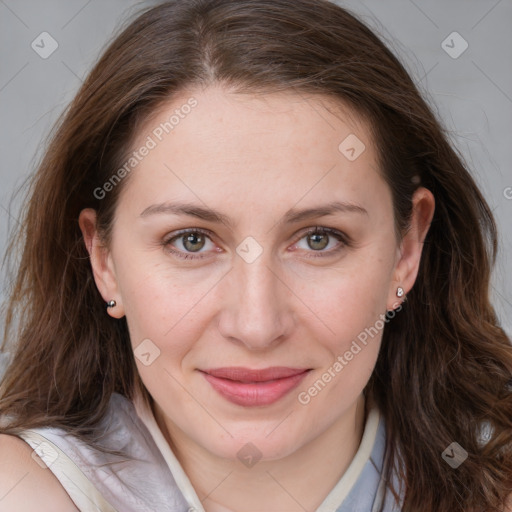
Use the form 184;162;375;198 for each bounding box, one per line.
216;253;295;351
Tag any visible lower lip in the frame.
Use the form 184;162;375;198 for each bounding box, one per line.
202;370;310;406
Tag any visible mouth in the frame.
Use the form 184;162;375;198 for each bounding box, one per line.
199;367;312;406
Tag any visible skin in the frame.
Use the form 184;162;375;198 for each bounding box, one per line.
79;84;435;512
0;435;79;511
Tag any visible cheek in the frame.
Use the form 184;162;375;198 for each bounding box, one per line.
114;240;206;327
302;252;393;344
296;271;387;415
294;248;393;404
119;267;208;398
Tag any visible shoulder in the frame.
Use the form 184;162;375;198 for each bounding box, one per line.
0;433;79;511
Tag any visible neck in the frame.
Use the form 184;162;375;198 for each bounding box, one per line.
153;393;369;512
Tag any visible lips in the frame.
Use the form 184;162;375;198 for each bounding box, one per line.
200;366;311;406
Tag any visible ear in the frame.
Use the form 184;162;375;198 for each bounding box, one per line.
388;187;435;309
78;208;125;319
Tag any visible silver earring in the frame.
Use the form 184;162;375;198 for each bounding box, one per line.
396;287;404;298
107;299;116;309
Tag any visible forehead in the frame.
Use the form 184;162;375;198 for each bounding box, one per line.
117;85;389;222
136;84;371;157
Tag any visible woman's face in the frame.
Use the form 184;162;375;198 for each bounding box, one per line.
82;85;431;461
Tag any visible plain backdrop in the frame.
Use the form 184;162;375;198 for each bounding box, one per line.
0;0;511;339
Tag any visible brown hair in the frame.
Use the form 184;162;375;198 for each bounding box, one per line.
1;1;511;510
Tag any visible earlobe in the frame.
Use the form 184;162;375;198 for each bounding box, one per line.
388;187;435;309
78;208;125;318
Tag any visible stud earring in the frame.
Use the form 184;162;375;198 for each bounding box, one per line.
106;299;117;309
396;287;404;298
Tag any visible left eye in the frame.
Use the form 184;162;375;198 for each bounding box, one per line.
163;227;348;260
292;227;347;256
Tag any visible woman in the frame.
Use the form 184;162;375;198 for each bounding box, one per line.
1;0;511;511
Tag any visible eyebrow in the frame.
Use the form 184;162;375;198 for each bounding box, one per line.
139;200;368;228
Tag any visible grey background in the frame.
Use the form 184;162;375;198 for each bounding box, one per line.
0;0;511;338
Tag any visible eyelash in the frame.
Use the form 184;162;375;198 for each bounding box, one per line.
162;226;350;261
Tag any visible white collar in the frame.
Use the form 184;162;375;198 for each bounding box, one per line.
133;392;381;512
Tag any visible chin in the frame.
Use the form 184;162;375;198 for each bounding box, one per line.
196;426;306;463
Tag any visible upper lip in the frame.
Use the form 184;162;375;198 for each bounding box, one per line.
201;367;310;382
